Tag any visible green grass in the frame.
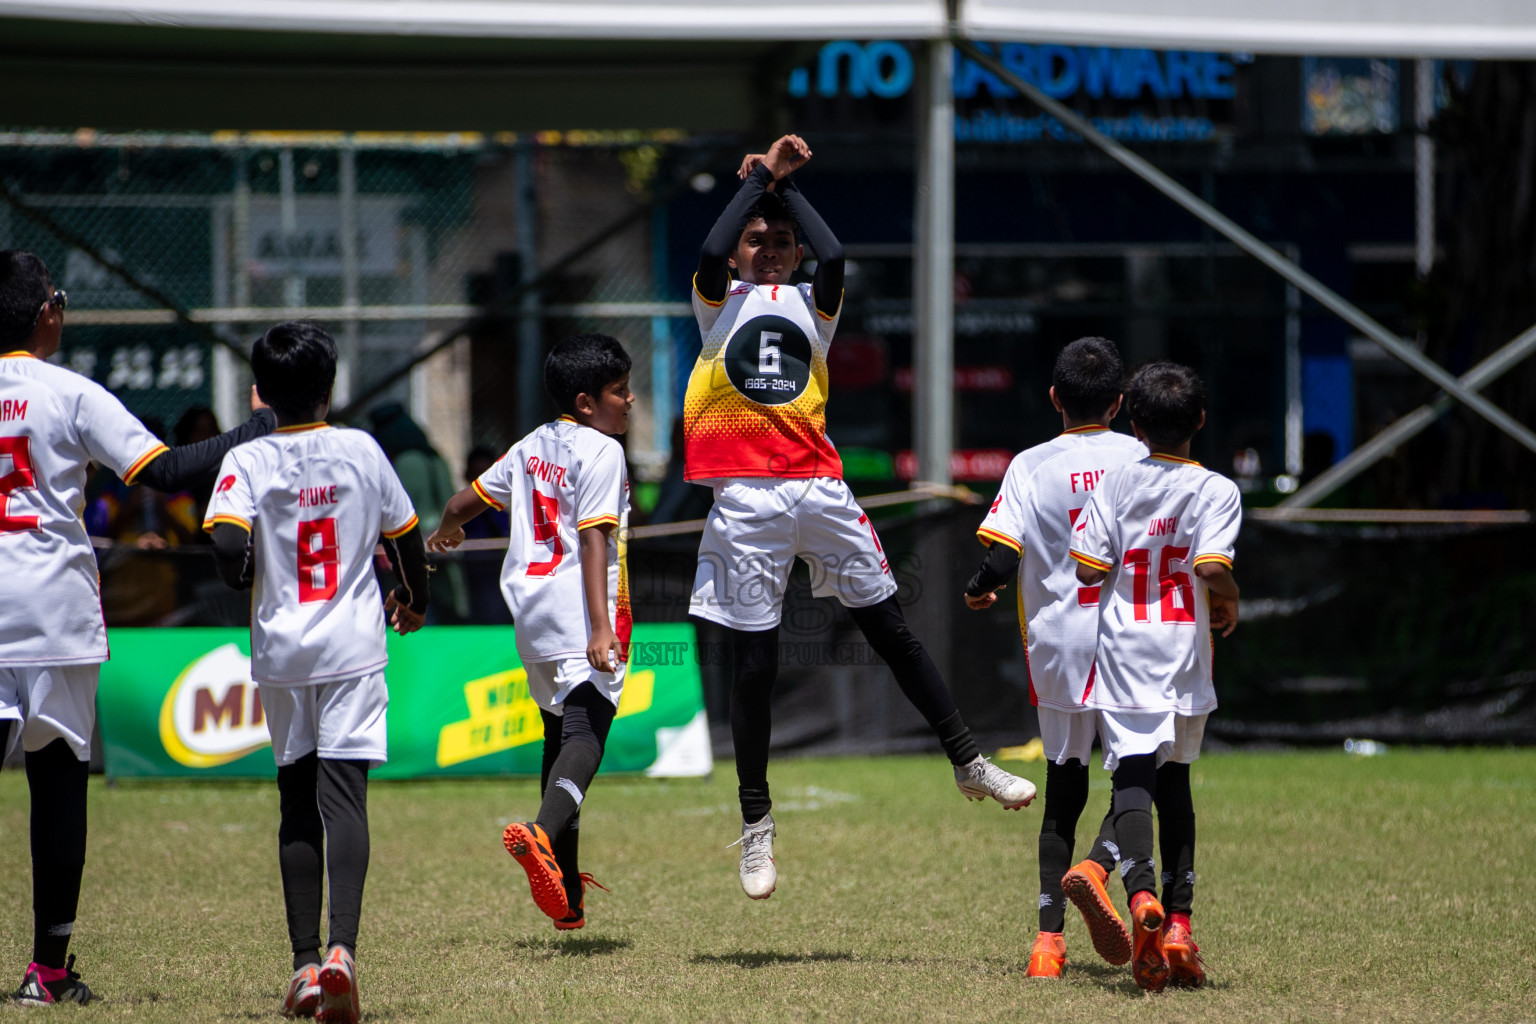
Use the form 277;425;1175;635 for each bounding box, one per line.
0;750;1532;1022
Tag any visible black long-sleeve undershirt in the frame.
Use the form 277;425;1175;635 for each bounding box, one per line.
965;541;1022;598
210;521;431;617
135;408;277;493
696;163;844;318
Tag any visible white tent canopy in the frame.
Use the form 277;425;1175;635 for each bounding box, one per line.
0;0;1532;55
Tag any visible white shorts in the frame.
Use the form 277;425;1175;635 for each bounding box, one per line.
1097;711;1208;772
0;664;100;761
524;656;625;716
260;673;389;768
690;477;899;631
1039;706;1101;765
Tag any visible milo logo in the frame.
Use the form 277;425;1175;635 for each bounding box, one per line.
157;643;271;768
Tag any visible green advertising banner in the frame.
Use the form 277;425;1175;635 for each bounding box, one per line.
97;625;711;780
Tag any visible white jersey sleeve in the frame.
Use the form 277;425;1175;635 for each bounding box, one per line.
798;282;840;347
75;377;168;484
376;444;420;539
1191;476;1242;570
205;451;257;532
977;456;1030;553
1069;476;1118;575
472;449;515;512
575;440;625;531
692;273;729;334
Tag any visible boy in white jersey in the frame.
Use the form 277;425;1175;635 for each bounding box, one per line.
429;334;633;930
0;250;277;1007
964;337;1145;977
204;321;430;1023
1070;362;1241;991
688;136;1034;901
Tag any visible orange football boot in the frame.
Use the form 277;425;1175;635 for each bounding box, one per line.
1129;891;1169;993
503;822;570;920
553;873;611;931
1025;931;1067;978
1060;860;1132;965
1162;913;1205;988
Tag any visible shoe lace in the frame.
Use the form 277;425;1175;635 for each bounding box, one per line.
728;824;774;874
575;872;610;894
970;756;1012;788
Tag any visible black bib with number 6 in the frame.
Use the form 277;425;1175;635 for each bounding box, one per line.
722;314;813;407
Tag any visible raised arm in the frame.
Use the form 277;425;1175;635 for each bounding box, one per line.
136;390;276;492
779;176;844;319
697;163;775;303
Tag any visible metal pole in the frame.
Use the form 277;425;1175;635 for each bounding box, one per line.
1284;245;1303;476
1281;322;1536;508
914;37;955;486
650;200;674;459
278;148;304;309
957;40;1536;457
515;140;543;436
1415;59;1436;281
337;142;360;409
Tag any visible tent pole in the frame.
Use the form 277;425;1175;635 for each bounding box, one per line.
1280;322;1536;508
956;40;1536;457
914;37;955;486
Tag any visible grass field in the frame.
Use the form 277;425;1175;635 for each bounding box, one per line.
0;749;1531;1023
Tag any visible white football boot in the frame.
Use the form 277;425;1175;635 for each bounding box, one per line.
954;755;1037;809
729;813;777;899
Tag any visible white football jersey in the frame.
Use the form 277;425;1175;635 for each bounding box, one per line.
1069;455;1243;714
0;352;167;666
975;426;1146;711
473;416;630;663
203;424;418;686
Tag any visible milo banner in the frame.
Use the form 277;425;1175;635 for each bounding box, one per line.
97;625;711;780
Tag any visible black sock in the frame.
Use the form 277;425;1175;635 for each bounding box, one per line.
534;684;615;839
317;758;370;955
1111;754;1158;900
1037;759;1090;932
1087;799;1119;874
1155;761;1197;915
26;740;88;970
728;626;779;823
277;754;324;960
537;712;583;909
847;597;978;766
294;949;322;970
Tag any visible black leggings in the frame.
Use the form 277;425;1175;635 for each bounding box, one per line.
2;728;89;971
276;755;370;963
537;683;617;901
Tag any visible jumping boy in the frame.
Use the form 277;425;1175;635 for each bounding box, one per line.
963;337;1145;977
428;333;633;930
687;136;1034;901
1068;362;1241;991
0;249;277;1006
205;321;430;1023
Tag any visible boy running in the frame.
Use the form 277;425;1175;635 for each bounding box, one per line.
964;337;1145;977
0;249;276;1006
1068;362;1241;991
687;136;1034;901
205;321;430;1023
428;334;633;930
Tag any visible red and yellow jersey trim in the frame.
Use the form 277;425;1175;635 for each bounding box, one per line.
276;422;329;434
1150;453;1201;467
121;443;169;485
382;514;419;540
815;289;844;322
202;513;252;533
692;272;727;308
0;351;38;359
1061;424;1109;435
1192;553;1233;569
557;414;578;425
577;513;620;531
1070;550;1113;572
471;478;505;511
976;526;1022;553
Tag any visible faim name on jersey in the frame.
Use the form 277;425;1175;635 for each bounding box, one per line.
298;485;338;508
525;455;569;488
0;399;28;421
1069;468;1108;493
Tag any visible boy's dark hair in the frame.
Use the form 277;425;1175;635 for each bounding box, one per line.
251;320;337;420
1126;361;1205;447
1052;336;1125;420
544;333;631;415
0;250;52;351
742;191;795;235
